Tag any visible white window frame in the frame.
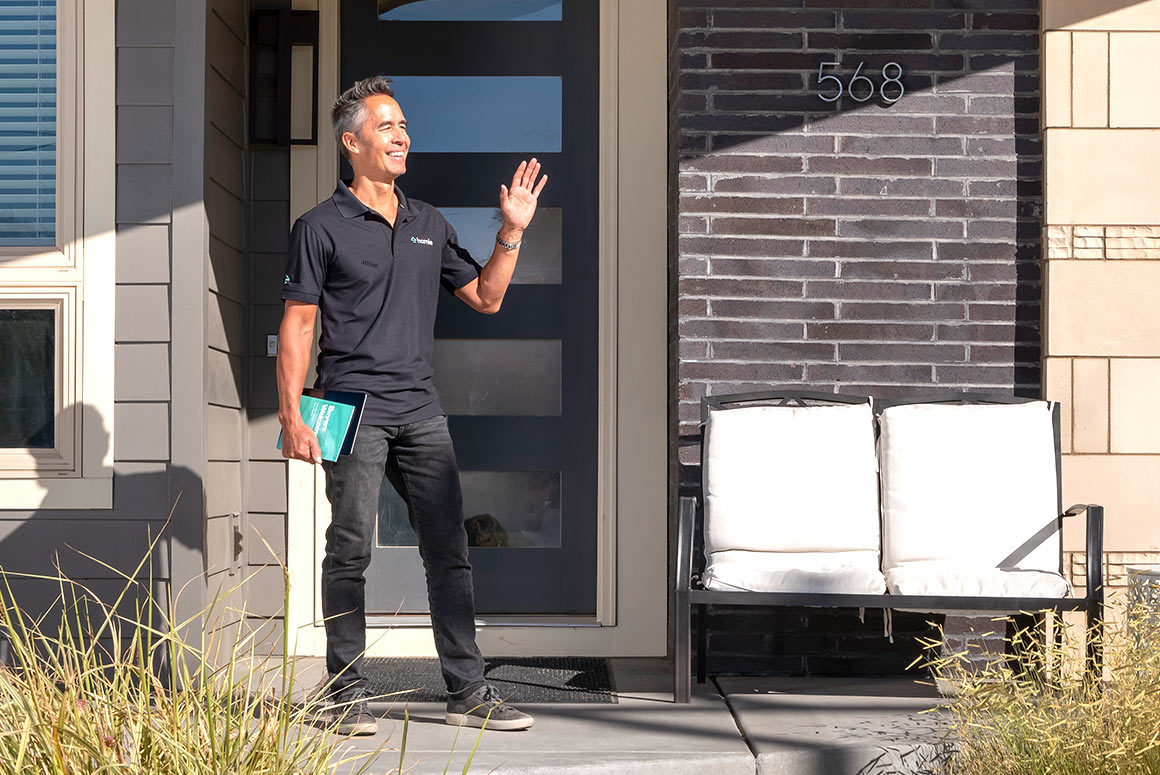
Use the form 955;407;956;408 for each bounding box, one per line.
0;0;115;508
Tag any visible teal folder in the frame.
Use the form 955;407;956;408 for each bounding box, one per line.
276;389;366;462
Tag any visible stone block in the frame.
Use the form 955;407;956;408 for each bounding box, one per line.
1106;226;1160;259
1044;31;1072;127
1045;129;1160;225
1044;357;1073;452
1062;455;1160;551
1046;224;1073;259
1044;0;1160;31
1110;33;1160;128
1072;358;1109;453
1110;358;1160;453
1072;33;1109;128
1047;260;1160;356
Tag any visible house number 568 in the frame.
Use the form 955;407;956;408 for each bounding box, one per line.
817;61;904;104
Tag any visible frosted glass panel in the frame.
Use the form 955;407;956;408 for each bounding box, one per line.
0;0;56;247
0;308;54;447
380;0;561;21
378;471;561;548
442;207;561;284
390;76;561;153
433;339;561;416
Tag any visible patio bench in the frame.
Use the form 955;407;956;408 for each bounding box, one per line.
674;391;1105;703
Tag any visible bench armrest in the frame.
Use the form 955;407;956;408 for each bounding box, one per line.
677;496;699;593
1061;503;1105;603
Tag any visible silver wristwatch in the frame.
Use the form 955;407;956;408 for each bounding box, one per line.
495;233;522;251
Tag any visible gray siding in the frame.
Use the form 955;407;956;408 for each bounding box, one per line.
0;0;202;631
244;140;292;647
203;0;261;636
234;0;295;645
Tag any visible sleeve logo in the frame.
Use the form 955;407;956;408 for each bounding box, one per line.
284;274;291;284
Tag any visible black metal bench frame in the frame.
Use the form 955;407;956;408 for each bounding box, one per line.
674;390;1105;703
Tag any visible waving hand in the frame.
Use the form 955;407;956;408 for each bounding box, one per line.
499;158;548;232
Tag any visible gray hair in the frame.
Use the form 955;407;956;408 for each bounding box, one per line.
331;75;396;159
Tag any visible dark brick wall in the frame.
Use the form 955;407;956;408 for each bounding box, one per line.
674;0;1040;675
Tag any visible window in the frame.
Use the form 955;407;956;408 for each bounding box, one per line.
379;0;562;22
0;1;114;507
0;1;56;248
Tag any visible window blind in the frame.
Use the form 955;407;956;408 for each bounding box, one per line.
0;0;55;247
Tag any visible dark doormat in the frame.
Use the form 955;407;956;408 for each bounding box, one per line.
363;657;617;704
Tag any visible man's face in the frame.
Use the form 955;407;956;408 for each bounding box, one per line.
346;94;409;181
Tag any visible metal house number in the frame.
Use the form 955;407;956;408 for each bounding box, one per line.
817;61;905;104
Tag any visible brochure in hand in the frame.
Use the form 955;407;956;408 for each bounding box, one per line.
276;389;366;462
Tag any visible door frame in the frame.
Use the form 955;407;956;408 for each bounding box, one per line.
284;0;667;657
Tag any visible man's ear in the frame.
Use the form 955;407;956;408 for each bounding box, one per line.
342;131;359;159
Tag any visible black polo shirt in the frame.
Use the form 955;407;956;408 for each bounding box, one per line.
281;181;482;426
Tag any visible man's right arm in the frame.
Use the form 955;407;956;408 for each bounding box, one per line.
277;300;321;464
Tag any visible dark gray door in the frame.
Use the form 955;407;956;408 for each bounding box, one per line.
340;0;599;615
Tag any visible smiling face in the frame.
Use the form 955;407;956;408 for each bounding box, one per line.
343;94;409;182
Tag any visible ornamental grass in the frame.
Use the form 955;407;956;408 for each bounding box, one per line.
0;515;478;775
920;604;1160;775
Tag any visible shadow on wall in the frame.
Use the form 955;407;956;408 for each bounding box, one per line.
0;403;210;658
676;0;1045;425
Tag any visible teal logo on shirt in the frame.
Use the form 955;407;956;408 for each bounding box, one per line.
283;274;291;284
411;236;433;246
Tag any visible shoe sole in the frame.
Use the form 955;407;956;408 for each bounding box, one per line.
444;711;534;731
336;719;379;736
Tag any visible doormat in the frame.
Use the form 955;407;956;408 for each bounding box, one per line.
362;657;617;704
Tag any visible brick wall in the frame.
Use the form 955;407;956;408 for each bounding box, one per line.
675;0;1041;675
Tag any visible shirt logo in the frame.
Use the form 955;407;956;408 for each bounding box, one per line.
410;236;433;246
283;274;291;284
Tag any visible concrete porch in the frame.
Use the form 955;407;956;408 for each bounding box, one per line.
263;659;957;775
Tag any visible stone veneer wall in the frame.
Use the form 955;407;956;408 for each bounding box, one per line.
1041;0;1160;603
675;0;1042;674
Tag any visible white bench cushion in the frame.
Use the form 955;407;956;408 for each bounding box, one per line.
879;401;1062;581
703;402;883;594
704;550;887;594
886;562;1070;599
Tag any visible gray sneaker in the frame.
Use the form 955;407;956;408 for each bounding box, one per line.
322;686;379;736
445;684;534;731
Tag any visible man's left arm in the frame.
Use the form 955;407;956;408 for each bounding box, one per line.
453;158;547;315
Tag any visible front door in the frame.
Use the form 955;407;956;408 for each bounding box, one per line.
339;0;600;615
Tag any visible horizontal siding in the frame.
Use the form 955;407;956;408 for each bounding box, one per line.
0;519;171;577
207;124;244;198
203;0;249;636
208;289;244;354
210;235;245;303
206;461;242;519
207;347;243;408
206;403;243;461
206;179;245;252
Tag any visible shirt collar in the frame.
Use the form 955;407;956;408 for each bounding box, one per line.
332;179;410;220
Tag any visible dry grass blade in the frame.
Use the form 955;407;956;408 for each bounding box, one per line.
919;605;1160;775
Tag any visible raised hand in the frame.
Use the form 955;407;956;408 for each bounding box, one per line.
499;158;547;233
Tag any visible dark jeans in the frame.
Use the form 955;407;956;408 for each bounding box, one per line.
321;414;485;700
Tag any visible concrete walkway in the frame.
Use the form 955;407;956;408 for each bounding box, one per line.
281;660;956;775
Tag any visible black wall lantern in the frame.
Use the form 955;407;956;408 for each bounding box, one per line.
250;10;320;146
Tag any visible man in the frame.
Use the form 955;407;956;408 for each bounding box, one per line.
277;75;545;735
